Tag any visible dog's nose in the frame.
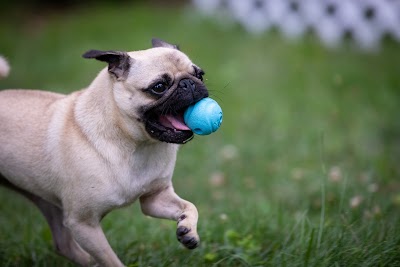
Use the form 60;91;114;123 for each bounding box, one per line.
179;79;195;91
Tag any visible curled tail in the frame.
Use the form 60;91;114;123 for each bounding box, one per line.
0;56;10;79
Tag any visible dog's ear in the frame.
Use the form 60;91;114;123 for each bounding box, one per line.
82;50;131;80
151;38;180;50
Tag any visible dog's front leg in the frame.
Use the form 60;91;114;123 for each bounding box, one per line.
140;185;199;249
64;216;124;267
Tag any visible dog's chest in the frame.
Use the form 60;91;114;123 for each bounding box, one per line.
109;143;178;205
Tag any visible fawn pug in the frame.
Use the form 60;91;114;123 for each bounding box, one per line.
0;39;208;266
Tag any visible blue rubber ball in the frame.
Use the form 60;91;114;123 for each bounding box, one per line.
184;98;223;135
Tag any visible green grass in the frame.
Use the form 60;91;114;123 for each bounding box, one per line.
1;2;400;266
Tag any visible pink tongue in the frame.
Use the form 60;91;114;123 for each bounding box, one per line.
159;114;190;131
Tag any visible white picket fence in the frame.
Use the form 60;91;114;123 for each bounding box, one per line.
192;0;400;50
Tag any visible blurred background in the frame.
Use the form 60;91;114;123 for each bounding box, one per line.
1;1;400;266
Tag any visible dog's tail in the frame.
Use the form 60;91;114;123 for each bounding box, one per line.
0;56;10;79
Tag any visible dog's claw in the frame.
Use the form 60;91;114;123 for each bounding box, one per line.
181;236;199;249
176;226;199;249
176;226;190;236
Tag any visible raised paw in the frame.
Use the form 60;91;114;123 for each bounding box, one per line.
176;226;199;249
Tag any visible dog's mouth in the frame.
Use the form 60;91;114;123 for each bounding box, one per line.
159;113;190;131
144;107;194;144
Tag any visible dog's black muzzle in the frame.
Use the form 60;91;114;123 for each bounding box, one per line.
143;78;209;144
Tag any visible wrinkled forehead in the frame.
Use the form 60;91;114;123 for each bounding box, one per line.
128;47;194;73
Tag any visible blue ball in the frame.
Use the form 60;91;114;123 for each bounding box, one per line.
184;98;223;135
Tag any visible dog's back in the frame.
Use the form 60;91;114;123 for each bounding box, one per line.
0;60;65;198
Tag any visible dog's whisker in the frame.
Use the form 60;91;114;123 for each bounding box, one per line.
208;94;223;103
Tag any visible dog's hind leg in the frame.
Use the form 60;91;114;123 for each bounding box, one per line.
0;174;92;266
31;196;93;266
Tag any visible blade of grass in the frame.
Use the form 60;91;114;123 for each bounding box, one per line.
304;228;315;267
317;132;326;249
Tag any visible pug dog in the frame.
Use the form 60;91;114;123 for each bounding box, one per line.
0;39;209;267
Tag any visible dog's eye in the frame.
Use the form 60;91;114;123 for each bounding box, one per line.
151;82;168;95
194;68;205;81
196;72;204;81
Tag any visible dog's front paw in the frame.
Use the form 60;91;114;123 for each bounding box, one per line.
176;225;199;249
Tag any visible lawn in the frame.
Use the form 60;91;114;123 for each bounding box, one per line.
1;2;400;266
